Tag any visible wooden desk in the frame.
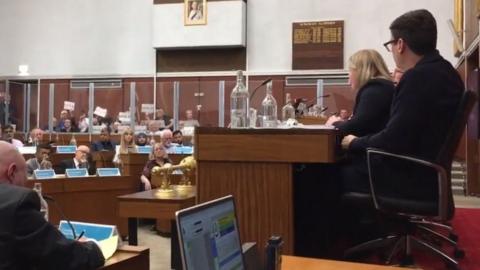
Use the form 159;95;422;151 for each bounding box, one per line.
26;176;138;236
101;245;149;270
117;187;196;270
282;255;407;270
195;127;339;258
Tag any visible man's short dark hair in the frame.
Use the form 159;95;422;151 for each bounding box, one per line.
173;130;183;136
390;9;437;55
36;144;52;153
2;124;14;132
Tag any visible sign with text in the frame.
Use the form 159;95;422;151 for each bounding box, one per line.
94;106;107;118
65;168;89;178
141;103;155;114
34;169;56;179
64;101;75;111
56;145;77;154
96;168;121;177
118;112;131;123
292;20;344;70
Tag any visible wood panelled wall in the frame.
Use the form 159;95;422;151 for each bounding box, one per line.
7;76;354;131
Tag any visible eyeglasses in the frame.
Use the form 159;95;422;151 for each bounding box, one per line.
383;39;398;52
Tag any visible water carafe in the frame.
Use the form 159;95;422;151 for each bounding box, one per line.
230;70;249;128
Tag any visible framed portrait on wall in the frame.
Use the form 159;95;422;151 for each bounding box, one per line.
184;0;207;26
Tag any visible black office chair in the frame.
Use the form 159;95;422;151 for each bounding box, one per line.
343;90;477;269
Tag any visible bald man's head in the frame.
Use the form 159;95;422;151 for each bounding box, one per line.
0;141;27;186
74;145;90;163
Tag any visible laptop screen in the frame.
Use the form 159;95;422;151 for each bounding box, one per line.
176;195;245;270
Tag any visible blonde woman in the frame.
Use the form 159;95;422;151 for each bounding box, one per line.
140;142;172;190
326;49;394;137
113;128;136;164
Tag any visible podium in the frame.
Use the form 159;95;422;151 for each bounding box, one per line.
120;153;148;177
195;127;339;258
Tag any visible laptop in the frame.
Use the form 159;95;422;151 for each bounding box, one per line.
176;195;245;270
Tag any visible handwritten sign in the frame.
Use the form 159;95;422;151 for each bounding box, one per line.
64;101;75;111
292;20;344;69
118;112;131;123
141;104;155;114
94;106;107;118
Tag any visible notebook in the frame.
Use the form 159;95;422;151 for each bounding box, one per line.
176;195;245;270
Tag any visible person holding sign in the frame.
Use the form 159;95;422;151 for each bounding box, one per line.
0;141;105;269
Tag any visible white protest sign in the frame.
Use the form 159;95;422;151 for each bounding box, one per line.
64;101;75;111
141;104;155;114
118;112;131;123
94;107;107;118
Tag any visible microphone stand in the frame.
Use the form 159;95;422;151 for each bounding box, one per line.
42;195;78;240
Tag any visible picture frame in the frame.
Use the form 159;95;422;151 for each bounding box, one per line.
184;0;207;26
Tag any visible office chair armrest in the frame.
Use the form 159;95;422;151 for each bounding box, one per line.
366;148;449;220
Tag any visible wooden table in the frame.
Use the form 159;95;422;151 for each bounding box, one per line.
117;186;196;270
101;245;149;270
195;127;339;259
282;255;408;270
26;175;138;236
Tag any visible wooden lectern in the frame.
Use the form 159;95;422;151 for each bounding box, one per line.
92;151;116;169
195;127;339;257
120;153;148;177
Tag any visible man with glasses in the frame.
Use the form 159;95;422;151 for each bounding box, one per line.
340;9;463;198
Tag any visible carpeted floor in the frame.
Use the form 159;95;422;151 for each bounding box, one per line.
380;208;480;270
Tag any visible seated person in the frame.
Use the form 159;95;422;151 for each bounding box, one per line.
172;130;183;145
60;118;79;133
27;127;44;146
161;129;174;153
178;109;200;129
57;145;96;175
56;109;70;131
146;109;173;132
325;49;394;137
172;130;193;146
140;142;172;190
26;144;53;177
2;124;24;147
135;132;148;146
113;128;137;165
0;141;105;269
91;126;115;152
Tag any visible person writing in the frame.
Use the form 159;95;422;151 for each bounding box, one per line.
0;141;105;269
140;142;172;191
325;49;395;137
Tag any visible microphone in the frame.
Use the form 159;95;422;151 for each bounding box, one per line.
249;78;272;102
42;195;78;240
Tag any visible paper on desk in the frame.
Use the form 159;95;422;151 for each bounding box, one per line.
98;235;119;259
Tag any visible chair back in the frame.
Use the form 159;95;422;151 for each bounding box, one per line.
367;90;476;220
436;89;477;219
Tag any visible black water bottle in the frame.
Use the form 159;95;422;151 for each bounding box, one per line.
265;236;283;270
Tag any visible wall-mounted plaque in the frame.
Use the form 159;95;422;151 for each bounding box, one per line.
292;20;344;70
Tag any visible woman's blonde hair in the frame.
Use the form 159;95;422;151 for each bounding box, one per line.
149;142;167;161
119;127;136;154
348;49;392;91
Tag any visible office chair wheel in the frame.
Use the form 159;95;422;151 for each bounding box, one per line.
454;248;465;259
449;233;459;242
